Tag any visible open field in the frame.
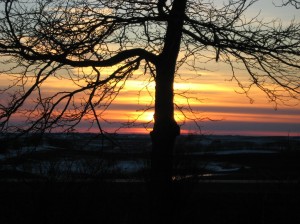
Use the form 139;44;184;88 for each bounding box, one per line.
1;133;299;180
0;180;299;224
0;134;299;223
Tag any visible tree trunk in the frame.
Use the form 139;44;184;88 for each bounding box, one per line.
149;1;187;222
150;63;180;184
150;0;187;184
149;64;180;221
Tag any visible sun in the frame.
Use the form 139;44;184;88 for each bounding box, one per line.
138;111;155;122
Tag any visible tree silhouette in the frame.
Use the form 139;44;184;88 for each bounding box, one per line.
0;0;300;185
280;0;300;8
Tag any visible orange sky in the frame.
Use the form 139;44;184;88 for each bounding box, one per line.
1;56;299;136
100;78;300;136
67;63;300;136
1;59;299;136
0;2;299;136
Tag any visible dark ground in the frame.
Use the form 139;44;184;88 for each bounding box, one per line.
1;151;300;224
0;179;299;224
0;134;300;223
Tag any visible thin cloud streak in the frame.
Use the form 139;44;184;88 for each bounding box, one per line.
1;57;299;136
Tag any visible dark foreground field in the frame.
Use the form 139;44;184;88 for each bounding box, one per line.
1;134;300;223
1;151;300;224
0;179;299;224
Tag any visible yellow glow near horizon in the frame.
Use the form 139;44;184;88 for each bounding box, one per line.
1;58;300;136
174;82;232;92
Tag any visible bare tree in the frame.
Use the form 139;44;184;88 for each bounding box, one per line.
0;0;300;184
279;0;300;8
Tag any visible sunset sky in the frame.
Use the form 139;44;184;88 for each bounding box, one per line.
94;1;300;136
94;63;300;136
1;1;300;136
